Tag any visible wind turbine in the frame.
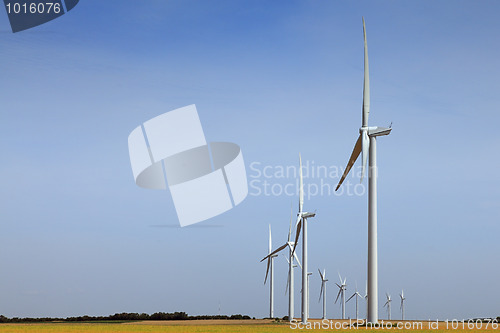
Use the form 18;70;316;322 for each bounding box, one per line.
261;205;302;322
384;293;392;320
291;154;316;324
262;224;278;318
335;18;392;324
318;269;328;320
400;290;406;320
264;154;315;323
335;273;347;320
346;283;363;321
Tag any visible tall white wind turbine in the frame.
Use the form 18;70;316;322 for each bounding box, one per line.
335;274;347;320
262;225;278;318
291;154;316;323
335;18;392;324
318;269;328;320
261;205;302;322
384;293;392;320
346;284;363;321
400;290;406;320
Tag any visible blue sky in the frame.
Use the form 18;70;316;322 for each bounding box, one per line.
0;0;499;321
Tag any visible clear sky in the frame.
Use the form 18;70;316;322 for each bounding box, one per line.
0;0;499;321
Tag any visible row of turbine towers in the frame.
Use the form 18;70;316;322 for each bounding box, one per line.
261;17;397;324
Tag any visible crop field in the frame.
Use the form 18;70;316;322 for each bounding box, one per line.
0;320;498;333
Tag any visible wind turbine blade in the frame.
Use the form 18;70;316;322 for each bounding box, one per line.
260;243;287;262
264;258;270;284
360;130;369;183
292;247;302;269
335;135;362;191
299;153;303;213
335;287;342;304
323;269;326;280
319;282;324;302
291;218;302;257
338;272;342;283
362;16;370;128
268;225;272;254
283;253;290;264
288;201;293;242
318;269;323;281
346;293;356;303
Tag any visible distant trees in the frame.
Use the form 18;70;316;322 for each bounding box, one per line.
0;312;251;323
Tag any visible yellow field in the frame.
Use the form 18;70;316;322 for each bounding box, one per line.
0;320;497;332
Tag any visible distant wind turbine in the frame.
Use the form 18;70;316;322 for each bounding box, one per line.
335;18;392;324
261;204;302;322
384;293;392;320
400;290;406;320
335;273;347;320
262;225;278;318
318;269;328;320
346;283;363;321
291;154;316;324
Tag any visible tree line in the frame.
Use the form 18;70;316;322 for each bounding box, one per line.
0;312;252;323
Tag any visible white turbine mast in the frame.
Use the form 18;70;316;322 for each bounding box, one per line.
335;17;392;324
335;273;347;320
307;272;312;319
318;269;328;320
364;281;368;320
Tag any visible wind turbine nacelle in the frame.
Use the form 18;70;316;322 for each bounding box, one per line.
368;127;392;137
302;212;316;218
